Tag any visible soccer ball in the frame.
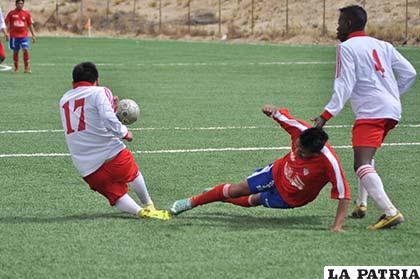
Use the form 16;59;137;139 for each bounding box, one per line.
117;99;140;125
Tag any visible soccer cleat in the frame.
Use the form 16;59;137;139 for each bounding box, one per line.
138;208;171;220
351;203;367;218
368;212;404;230
170;198;193;215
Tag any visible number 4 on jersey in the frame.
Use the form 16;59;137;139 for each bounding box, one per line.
372;49;385;78
62;98;86;134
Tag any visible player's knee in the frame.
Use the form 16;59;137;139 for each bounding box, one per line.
228;182;250;198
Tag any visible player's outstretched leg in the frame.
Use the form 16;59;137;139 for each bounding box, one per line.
170;181;250;215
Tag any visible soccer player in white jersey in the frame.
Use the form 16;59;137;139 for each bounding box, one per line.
59;62;170;220
0;6;9;63
313;5;417;230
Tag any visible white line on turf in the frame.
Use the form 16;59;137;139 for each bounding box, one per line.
1;142;420;158
0;65;12;72
1;124;419;135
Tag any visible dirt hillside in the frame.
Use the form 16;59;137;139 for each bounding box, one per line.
0;0;419;44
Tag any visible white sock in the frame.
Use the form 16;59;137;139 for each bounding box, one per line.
129;172;153;206
356;165;397;216
356;159;374;206
114;194;142;215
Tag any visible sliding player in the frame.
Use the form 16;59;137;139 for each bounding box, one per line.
171;105;351;232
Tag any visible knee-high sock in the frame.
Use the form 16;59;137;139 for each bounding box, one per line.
224;195;257;207
115;194;141;215
191;184;231;207
129;172;153;206
13;52;18;69
356;159;374;206
356;165;397;216
23;50;30;68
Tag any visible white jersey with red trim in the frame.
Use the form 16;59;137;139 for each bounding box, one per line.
271;109;350;208
0;7;6;30
324;33;416;121
59;85;128;177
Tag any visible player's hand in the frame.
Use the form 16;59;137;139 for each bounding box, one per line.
32;37;36;43
330;225;344;233
262;104;278;118
112;96;119;113
124;131;133;142
312;116;327;128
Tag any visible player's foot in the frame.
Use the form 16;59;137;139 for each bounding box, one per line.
24;67;31;73
351;203;367;218
368;212;404;230
14;68;19;73
138;208;171;220
170;198;192;215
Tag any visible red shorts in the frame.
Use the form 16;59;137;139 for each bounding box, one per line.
83;149;140;206
352;119;398;148
0;42;6;61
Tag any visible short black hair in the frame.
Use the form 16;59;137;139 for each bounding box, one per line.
299;128;329;154
72;62;99;83
16;0;24;4
339;5;367;31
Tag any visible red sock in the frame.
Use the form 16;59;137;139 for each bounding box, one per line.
0;43;5;63
23;50;30;68
224;196;255;207
13;52;19;69
191;184;231;207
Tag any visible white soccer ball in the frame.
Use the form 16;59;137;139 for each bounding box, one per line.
117;99;140;125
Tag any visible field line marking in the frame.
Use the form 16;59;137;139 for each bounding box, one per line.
1;124;420;135
1;142;420;158
0;65;12;72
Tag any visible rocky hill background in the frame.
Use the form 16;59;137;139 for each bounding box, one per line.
0;0;419;44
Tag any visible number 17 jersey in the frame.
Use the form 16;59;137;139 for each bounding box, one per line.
59;83;128;177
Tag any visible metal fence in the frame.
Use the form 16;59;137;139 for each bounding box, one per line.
0;0;418;43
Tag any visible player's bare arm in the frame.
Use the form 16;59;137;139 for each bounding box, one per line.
29;25;36;43
331;198;350;232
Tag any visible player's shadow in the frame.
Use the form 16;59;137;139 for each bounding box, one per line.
170;212;328;231
0;212;136;224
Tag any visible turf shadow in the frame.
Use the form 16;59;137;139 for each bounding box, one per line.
170;212;328;231
0;212;136;224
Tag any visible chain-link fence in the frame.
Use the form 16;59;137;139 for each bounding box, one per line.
0;0;419;43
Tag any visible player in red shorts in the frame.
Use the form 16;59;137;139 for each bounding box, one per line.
0;6;9;63
5;0;36;73
59;62;170;220
171;105;351;232
313;5;417;230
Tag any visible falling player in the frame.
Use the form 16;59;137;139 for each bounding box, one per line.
0;6;8;63
171;105;351;232
313;5;417;229
5;0;36;73
59;62;170;220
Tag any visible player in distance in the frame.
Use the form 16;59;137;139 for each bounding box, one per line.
0;6;8;63
59;62;170;220
5;0;36;73
313;5;417;230
171;105;351;232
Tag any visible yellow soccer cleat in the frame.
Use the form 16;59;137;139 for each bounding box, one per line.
368;212;404;230
138;208;171;220
351;203;367;219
